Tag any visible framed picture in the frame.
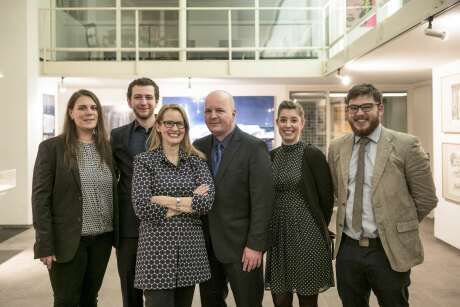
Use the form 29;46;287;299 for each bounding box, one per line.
441;73;460;133
442;143;460;204
42;94;55;140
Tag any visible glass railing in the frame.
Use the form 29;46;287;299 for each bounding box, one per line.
39;1;327;62
38;0;410;62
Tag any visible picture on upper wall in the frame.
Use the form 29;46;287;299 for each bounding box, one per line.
102;105;135;134
442;143;460;205
162;96;275;149
441;73;460;133
42;94;55;140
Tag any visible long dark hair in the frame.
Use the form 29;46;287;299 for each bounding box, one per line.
62;89;112;168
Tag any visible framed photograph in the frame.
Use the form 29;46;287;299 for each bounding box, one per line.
441;73;460;133
42;94;55;140
442;143;460;204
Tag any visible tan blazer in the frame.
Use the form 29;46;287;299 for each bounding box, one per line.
328;127;437;272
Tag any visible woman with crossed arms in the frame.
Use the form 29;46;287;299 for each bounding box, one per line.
131;104;215;307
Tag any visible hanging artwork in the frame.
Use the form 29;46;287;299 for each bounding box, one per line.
441;73;460;133
42;94;55;140
442;143;460;204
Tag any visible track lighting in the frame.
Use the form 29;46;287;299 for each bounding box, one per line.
424;16;447;40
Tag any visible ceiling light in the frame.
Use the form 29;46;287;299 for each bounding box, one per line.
382;93;407;97
336;68;351;86
424;16;447;40
0;72;4;78
59;76;67;93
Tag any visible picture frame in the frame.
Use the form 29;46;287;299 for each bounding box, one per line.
442;143;460;204
441;73;460;133
42;94;55;141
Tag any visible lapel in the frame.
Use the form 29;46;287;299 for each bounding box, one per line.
201;135;214;170
371;127;394;194
339;134;354;191
71;166;82;193
122;121;135;150
214;126;242;184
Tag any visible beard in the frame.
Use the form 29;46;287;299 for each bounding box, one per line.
133;107;154;120
348;114;380;137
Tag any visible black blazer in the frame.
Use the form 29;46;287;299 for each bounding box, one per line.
194;126;274;263
32;136;119;263
271;143;334;250
110;121;140;238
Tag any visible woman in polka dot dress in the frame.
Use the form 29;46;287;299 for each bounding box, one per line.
132;104;215;307
265;100;334;307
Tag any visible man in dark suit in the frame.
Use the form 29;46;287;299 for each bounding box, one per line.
194;90;274;307
111;77;159;307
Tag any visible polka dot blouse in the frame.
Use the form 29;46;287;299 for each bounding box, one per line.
132;148;215;290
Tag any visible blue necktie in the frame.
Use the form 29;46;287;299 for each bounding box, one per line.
212;143;224;177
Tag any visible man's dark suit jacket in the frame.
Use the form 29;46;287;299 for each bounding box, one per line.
32;136;119;263
194;126;274;263
111;121;141;238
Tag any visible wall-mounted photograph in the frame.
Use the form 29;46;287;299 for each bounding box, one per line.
442;143;460;204
42;94;55;140
442;73;460;133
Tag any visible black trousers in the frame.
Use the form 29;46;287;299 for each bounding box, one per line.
48;232;113;307
116;237;144;307
144;286;195;307
199;245;264;307
336;235;411;307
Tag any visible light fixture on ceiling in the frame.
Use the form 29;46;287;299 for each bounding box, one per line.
424;16;447;40
59;76;67;93
336;68;351;86
0;72;4;78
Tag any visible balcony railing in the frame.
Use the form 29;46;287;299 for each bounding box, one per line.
38;0;409;63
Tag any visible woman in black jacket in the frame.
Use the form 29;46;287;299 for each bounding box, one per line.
265;100;334;307
32;89;118;307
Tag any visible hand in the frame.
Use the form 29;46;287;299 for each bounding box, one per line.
166;208;180;218
193;184;209;196
151;195;169;207
241;247;262;272
40;255;56;270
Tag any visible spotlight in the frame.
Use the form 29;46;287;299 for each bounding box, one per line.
59;76;67;93
336;68;351;86
424;16;447;40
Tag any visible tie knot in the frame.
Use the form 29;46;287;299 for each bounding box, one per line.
216;143;224;151
358;137;371;145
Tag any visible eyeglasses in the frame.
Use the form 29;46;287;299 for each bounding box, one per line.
347;103;380;113
161;120;185;129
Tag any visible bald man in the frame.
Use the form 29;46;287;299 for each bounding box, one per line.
194;91;274;307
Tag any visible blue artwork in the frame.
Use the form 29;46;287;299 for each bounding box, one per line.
162;96;274;149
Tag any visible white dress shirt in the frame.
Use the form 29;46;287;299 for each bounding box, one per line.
343;124;382;240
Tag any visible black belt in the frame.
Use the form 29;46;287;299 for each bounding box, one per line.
342;233;381;248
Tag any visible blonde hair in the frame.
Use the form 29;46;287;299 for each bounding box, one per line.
148;104;206;160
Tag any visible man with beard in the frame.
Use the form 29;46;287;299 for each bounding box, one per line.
111;77;158;307
328;84;437;307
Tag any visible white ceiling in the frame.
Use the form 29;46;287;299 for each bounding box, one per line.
58;2;460;88
341;3;460;85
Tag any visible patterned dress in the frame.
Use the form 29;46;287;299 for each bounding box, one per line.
265;141;333;295
132;148;215;290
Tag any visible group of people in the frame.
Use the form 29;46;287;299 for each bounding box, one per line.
32;79;438;307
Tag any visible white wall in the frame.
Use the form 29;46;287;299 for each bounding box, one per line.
433;60;460;249
407;82;433;161
0;0;42;225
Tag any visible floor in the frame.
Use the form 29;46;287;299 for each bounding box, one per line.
0;218;459;307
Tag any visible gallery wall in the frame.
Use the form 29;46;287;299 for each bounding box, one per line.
433;59;460;249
